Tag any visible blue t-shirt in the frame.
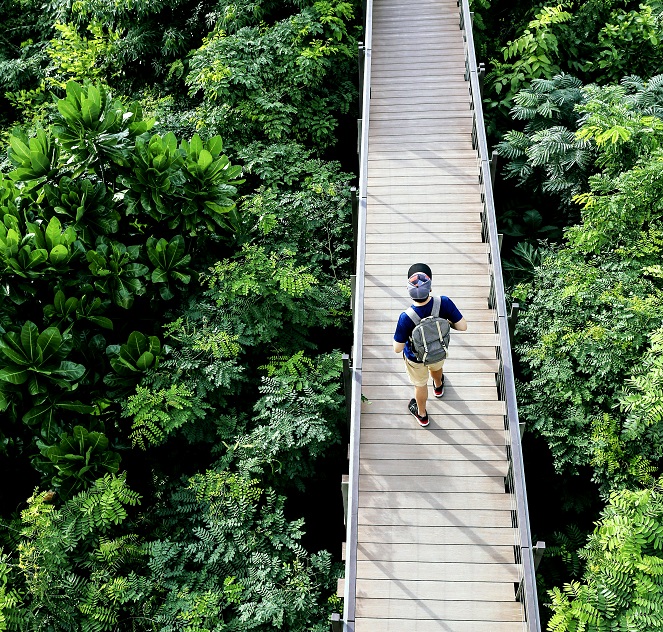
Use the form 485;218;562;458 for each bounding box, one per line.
394;296;463;362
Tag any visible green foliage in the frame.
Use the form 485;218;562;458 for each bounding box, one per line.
2;475;143;631
122;383;210;449
515;247;663;482
146;235;192;300
186;1;356;148
219;351;344;485
146;470;338;631
37;426;121;498
548;482;663;631
122;132;243;234
487;5;573;116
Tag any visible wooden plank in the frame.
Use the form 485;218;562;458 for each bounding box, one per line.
357;578;515;601
360;412;505;431
360;423;506;443
361;385;498;402
360;403;506;422
368;163;478;174
359;443;506;461
358;525;516;546
370;91;469;102
363;344;494;359
368;165;478;176
365;212;483;222
356;560;519;582
363;240;488;254
356;541;515;564
357;491;512;511
365;225;482;238
359;459;509;478
368;149;476;160
356;599;522;622
361;357;500;373
369;124;472;134
365;260;488;272
359;473;506;494
365;216;482;228
356;618;523;632
361;368;496;385
366;227;484;239
368;168;478;179
358;507;512;528
364;253;488;266
371;54;467;62
367;144;475;154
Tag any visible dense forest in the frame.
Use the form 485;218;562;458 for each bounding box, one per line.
0;1;358;629
2;0;663;629
478;0;663;628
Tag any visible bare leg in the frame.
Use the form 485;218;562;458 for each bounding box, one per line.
415;384;428;416
430;367;443;388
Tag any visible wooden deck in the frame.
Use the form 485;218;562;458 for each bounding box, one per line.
352;0;526;629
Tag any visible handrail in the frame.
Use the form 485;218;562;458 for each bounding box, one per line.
458;0;541;629
342;0;372;627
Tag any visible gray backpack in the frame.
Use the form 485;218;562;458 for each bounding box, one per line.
406;296;451;365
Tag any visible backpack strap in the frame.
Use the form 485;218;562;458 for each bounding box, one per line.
431;295;441;318
405;307;421;325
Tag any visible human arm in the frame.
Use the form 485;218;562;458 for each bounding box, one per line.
393;312;411;354
450;317;467;331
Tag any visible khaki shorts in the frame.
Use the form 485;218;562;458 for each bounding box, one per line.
403;354;445;387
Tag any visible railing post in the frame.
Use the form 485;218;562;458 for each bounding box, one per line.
358;42;365;107
342;353;352;427
351;186;358;270
534;541;546;571
478;62;485;98
341;474;349;525
508;302;520;340
490;150;499;186
331;612;342;632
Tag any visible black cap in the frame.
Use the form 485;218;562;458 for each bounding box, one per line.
407;263;432;279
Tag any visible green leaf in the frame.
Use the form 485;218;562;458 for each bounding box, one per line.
198;149;213;170
207;136;223;156
21;322;40;362
49;244;69;265
37;327;62;361
0;366;28;384
9;135;31;164
54;361;85;381
151;268;168;283
190;134;203;157
135;351;154;370
45;217;62;250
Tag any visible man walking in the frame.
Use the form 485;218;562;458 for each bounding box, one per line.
393;263;467;427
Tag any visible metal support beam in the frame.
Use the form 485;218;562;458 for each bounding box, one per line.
342;353;352;427
490;150;499;187
478;62;485;98
534;541;546;571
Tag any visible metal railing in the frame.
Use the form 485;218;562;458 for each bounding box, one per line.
458;0;541;628
341;0;372;628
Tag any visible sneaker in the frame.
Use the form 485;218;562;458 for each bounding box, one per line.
408;398;429;427
434;375;445;399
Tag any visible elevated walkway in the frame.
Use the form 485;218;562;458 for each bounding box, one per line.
341;0;541;630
